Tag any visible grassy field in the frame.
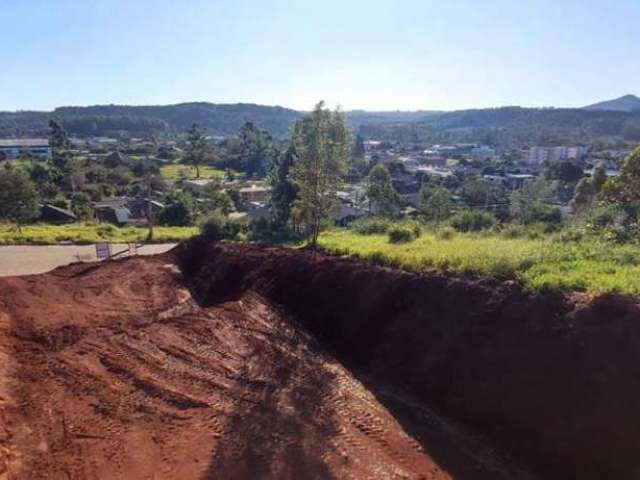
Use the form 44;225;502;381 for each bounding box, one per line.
0;223;198;245
160;164;226;180
318;229;640;296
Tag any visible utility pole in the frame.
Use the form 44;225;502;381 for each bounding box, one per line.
146;156;154;243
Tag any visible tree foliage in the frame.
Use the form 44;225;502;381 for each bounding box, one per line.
48;119;70;153
545;161;584;184
366;164;398;217
159;191;197;226
420;186;452;223
510;178;559;224
183;123;212;178
268;144;297;226
571;178;595;213
600;147;640;208
237;122;276;178
290;102;350;246
0;169;40;226
460;177;504;206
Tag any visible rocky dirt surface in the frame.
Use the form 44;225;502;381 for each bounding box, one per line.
0;247;532;480
2;239;639;479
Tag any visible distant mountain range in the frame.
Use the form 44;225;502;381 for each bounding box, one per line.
1;97;639;147
583;94;640;112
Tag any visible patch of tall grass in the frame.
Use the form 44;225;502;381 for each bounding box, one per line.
0;223;198;245
318;228;640;296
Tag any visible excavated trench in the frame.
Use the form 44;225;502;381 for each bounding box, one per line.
178;238;640;480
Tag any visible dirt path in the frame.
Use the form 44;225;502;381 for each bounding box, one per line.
0;244;176;276
0;253;534;479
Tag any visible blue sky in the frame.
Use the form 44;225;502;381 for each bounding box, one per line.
1;0;638;111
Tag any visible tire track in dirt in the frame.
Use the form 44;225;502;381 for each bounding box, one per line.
0;251;536;479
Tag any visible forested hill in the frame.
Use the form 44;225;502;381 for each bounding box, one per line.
0;103;302;138
1;102;640;146
0;103;442;138
583;95;640;112
359;107;640;146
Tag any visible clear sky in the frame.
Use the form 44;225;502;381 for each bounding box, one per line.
1;0;638;112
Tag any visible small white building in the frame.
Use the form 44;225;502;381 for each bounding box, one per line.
0;138;52;159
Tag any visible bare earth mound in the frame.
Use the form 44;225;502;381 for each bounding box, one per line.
1;239;640;479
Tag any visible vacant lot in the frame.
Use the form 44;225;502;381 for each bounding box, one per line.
160;164;226;179
319;229;640;295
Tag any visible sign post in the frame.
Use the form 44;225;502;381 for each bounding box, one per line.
95;242;111;261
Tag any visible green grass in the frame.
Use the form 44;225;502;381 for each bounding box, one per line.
160;164;226;180
0;223;198;245
318;229;640;296
1;158;35;171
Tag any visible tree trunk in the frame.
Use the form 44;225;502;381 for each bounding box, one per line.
146;171;154;242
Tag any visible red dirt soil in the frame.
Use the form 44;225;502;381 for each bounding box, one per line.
1;239;640;479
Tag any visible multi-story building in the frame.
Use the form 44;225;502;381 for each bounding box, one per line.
527;146;589;164
0;138;52;159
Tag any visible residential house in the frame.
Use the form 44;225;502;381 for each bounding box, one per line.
39;204;77;224
93;197;163;225
239;184;270;203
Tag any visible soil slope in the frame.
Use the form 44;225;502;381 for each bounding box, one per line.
1;240;640;479
0;246;529;480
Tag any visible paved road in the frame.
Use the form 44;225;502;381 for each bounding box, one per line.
0;244;177;277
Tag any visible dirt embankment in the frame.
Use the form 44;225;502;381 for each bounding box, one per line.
178;239;640;480
1;240;640;479
0;245;526;480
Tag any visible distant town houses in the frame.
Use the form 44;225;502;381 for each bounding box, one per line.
0;128;634;231
471;145;496;161
483;173;536;190
0;138;52;159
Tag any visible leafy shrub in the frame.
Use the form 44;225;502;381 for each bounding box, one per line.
450;210;496;232
200;212;226;242
406;221;422;238
577;205;638;243
388;226;414;243
584;205;627;230
352;218;391;235
247;218;303;244
558;225;586;242
222;219;243;240
615;252;638;266
437;226;456;240
158;192;196;227
96;223;117;237
501;223;526;239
